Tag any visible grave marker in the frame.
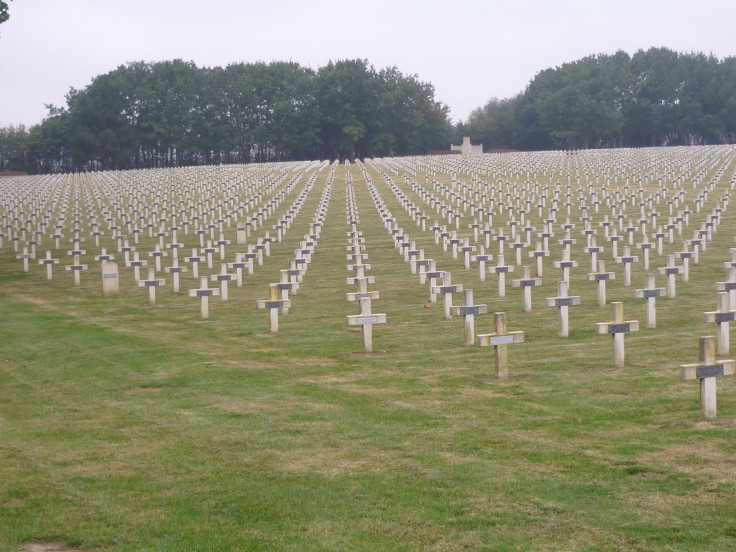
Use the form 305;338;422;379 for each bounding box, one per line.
633;274;665;329
477;312;524;380
596;302;639;368
680;336;735;419
450;289;488;346
545;280;581;338
703;292;735;355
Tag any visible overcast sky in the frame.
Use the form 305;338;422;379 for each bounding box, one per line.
1;0;735;128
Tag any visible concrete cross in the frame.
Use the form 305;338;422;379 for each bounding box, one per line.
164;257;187;293
512;265;542;312
488;254;514;297
432;272;464;320
657;254;683;299
634;274;665;329
188;276;219;319
680;336;735;419
588;259;615;306
614;246;638;287
257;283;291;333
346;296;386;353
211;263;237;301
477;312;524;380
703;292;736;355
450;289;488;346
39;250;59;280
138;268;166;306
596;302;639;368
545;280;581;338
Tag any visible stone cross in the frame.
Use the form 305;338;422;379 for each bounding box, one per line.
346;296;387;353
126;251;147;283
528;241;548;277
257;283;291;333
488;254;514;297
716;267;736;309
188;276;219;319
425;260;443;302
614;246;638;287
164;257;187;293
680;336;735;419
675;243;694;281
138;268;166;306
432;272;464;320
657;254;682;299
512;265;542;312
65;255;88;287
16;246;33;272
703;292;735;355
596;302;639;368
211;263;237;301
477;312;524;380
184;248;205;279
101;261;120;296
583;238;603;272
39;250;59;280
471;246;493;282
636;236;654;270
634;274;665;328
588;260;615;306
450;289;488;346
545;280;581;338
553;249;578;284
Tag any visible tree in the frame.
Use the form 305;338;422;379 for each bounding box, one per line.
0;1;11;25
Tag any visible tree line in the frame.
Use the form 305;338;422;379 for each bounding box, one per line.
3;47;736;174
0;59;452;173
458;47;736;151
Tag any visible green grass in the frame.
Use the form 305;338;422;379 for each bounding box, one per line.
2;149;736;551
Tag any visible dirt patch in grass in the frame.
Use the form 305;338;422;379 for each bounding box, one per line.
18;543;83;552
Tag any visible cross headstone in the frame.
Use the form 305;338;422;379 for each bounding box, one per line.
680;336;735;419
431;272;464;320
38;250;59;280
633;274;665;329
257;283;291;333
588;260;615;306
450;289;488;346
657;254;682;299
65;255;88;287
347;296;387;353
210;264;236;301
488;254;514;297
188;276;219;319
545;280;581;338
703;292;735;355
477;312;524;380
614;246;638;287
512;265;542;312
553;249;578;284
138;268;166;306
596;302;639;368
164;257;187;293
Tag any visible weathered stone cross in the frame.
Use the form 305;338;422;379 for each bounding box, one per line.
680;336;735;419
596;302;639;368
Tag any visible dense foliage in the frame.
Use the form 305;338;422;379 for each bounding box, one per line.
4;47;736;174
456;48;736;151
0;59;452;173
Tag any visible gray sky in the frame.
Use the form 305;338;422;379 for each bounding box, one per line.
1;0;735;128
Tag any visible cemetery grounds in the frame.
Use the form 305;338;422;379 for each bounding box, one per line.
1;147;736;551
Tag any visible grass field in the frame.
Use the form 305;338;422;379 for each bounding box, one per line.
2;147;736;551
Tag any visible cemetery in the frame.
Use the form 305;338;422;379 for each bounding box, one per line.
2;146;736;550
